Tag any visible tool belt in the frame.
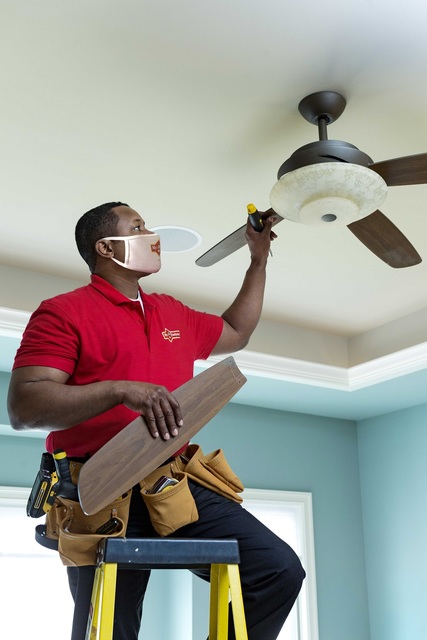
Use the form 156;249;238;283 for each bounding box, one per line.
44;445;243;566
44;460;132;567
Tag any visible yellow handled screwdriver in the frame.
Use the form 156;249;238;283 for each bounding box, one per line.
247;203;273;257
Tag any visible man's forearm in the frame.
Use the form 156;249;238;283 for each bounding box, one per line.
8;378;124;431
219;256;267;351
214;214;275;355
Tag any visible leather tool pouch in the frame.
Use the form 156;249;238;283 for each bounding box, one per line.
175;444;244;501
44;460;131;567
140;470;198;537
140;444;243;537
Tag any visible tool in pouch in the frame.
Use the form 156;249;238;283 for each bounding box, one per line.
27;449;78;518
147;475;179;494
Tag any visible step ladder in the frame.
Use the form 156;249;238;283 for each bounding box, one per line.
85;537;248;640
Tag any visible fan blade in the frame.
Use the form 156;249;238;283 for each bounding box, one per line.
195;209;284;267
347;210;421;268
370;153;427;186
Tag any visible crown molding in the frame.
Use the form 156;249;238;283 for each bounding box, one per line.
1;305;427;392
346;342;427;389
0;307;31;339
0;424;45;439
198;341;427;392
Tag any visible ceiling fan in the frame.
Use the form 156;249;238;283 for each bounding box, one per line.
196;90;427;269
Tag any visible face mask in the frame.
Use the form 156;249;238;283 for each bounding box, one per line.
101;233;161;273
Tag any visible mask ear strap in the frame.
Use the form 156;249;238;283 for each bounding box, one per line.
122;238;130;264
107;237;128;266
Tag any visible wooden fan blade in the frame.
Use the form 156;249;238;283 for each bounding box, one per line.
195;209;284;267
370;153;427;186
78;357;247;515
347;210;422;268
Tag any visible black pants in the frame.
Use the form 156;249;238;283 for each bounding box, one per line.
67;482;305;640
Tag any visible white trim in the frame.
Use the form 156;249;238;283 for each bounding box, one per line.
242;488;319;640
197;340;427;392
0;486;31;502
0;424;46;439
347;342;427;389
199;351;348;389
2;304;427;393
0;488;75;638
0;306;31;338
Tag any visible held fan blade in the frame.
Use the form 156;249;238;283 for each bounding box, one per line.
347;210;422;268
78;357;247;514
369;153;427;186
196;209;284;267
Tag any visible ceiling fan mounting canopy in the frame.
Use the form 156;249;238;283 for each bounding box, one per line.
298;90;347;126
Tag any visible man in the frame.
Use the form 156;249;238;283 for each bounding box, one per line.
8;202;305;639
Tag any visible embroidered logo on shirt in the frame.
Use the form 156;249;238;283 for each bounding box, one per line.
162;328;181;342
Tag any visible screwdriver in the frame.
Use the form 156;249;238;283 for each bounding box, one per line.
247;203;273;257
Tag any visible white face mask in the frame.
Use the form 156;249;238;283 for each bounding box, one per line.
101;233;161;273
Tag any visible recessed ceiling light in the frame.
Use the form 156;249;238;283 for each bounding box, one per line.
151;226;202;253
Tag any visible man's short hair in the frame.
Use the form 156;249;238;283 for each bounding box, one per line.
75;202;129;272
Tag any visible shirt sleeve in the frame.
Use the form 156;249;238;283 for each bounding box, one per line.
179;300;224;360
12;300;79;375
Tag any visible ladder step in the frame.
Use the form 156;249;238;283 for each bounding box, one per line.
97;537;240;568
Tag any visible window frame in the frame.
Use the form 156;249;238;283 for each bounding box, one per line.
242;488;319;640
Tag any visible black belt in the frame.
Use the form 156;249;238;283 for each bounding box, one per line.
69;456;91;463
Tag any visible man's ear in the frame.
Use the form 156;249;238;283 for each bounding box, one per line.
95;239;114;259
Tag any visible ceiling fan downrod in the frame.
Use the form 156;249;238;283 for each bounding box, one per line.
317;116;328;141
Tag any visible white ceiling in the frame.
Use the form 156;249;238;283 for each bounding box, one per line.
2;1;427;421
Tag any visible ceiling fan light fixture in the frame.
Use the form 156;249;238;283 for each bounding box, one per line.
269;162;388;226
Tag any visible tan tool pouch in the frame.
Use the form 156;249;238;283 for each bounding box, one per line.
173;444;244;501
140;470;199;537
139;444;243;537
44;460;131;567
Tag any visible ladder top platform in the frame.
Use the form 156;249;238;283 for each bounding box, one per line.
97;537;241;569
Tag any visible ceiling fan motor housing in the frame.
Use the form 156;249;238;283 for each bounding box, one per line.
276;140;374;178
271;143;388;226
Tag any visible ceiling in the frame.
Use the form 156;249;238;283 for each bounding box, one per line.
2;1;427;423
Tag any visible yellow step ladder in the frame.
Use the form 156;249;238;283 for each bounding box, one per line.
85;537;248;640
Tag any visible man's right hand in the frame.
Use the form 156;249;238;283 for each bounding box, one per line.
120;382;183;440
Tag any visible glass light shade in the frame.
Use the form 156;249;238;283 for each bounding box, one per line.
269;162;388;226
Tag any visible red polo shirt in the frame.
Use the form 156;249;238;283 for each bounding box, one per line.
13;275;223;457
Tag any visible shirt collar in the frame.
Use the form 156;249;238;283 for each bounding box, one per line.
89;274;152;308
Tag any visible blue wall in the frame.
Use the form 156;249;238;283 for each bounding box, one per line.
358;402;427;640
0;371;12;424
